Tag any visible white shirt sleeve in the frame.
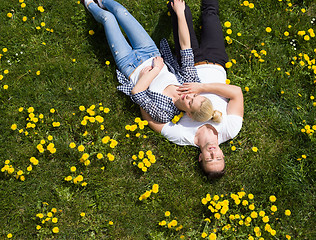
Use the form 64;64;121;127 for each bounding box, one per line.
218;115;243;144
161;123;186;145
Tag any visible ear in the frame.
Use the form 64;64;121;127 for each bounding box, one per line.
198;153;202;162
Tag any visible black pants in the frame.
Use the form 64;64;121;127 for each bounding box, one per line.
168;0;228;67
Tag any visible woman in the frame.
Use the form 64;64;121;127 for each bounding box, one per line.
81;0;221;123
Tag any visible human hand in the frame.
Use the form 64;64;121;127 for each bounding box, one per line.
153;56;164;70
139;66;153;79
171;0;186;16
177;82;203;95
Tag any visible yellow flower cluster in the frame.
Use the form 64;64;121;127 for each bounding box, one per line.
250;49;266;63
139;184;159;201
38;6;45;12
229;140;242;152
171;112;183;124
300;124;316;138
291;53;316;77
64;166;87;186
297;28;315;40
102;136;118;149
79;103;109;129
125;117;148;138
1;156;39;181
35;203;61;235
200;190;292;239
132;150;156;172
158;211;183;231
241;1;255;9
37;137;56;154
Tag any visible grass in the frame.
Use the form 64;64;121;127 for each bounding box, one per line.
0;0;315;239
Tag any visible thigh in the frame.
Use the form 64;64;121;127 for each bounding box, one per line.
200;0;228;67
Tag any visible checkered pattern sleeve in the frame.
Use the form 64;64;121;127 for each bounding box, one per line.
179;49;200;83
116;69;134;96
132;91;180;123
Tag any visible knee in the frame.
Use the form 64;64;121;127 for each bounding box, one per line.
202;0;219;15
112;4;129;17
99;11;115;22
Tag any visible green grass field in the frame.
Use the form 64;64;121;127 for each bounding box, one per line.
0;0;315;239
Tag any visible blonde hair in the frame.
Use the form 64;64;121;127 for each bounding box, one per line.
190;98;222;123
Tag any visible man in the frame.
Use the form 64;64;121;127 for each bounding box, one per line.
141;0;244;179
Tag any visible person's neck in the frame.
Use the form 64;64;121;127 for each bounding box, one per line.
195;124;218;148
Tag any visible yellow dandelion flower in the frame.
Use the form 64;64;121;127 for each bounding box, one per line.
271;205;277;212
262;216;269;223
224;21;231;28
152;184;159;193
269;195;276;202
38;6;45;12
107;153;115;161
7;13;13;18
89;30;95;35
252;147;258;152
52;227;59;233
225;62;233;68
266;27;272;33
78;145;85;152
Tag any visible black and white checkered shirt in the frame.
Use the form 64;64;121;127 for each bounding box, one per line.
117;38;200;123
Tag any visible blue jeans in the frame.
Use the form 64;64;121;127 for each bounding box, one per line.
87;0;161;77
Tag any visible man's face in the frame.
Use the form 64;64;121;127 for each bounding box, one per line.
199;143;225;173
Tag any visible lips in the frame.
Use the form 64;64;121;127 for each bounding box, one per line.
181;94;186;100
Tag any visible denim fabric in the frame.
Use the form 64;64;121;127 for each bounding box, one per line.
87;1;160;77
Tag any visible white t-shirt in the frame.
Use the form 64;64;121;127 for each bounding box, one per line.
130;57;179;94
161;64;243;147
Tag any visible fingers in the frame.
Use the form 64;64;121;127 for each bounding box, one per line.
141;66;152;73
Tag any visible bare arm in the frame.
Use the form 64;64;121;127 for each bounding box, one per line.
140;108;165;133
178;83;244;117
131;57;164;95
171;0;191;50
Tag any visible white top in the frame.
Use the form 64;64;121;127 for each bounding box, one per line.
130;57;179;94
161;64;243;147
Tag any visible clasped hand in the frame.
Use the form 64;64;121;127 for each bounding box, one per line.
138;56;164;79
171;0;186;14
177;82;203;95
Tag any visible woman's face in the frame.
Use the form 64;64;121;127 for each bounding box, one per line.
177;93;205;114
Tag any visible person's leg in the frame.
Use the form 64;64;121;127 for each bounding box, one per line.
199;0;228;67
100;0;159;54
86;2;136;76
168;0;203;64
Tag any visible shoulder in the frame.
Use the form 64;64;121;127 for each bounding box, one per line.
222;115;243;138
